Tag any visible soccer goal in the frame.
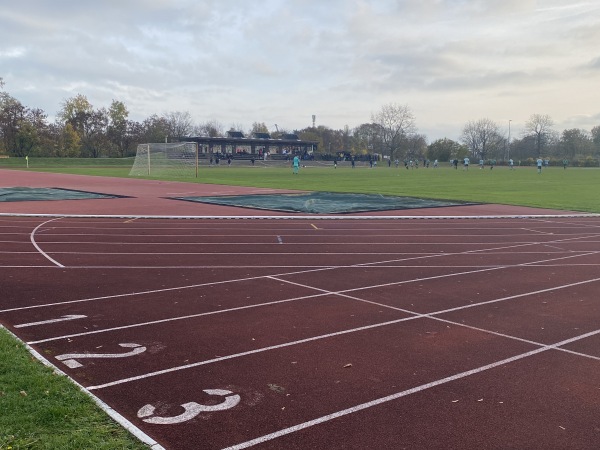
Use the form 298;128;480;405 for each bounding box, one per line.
129;142;199;178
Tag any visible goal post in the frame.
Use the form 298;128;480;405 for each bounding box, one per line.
129;142;199;178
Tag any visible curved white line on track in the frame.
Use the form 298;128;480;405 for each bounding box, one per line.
30;218;65;268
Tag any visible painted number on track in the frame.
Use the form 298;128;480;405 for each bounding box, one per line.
55;343;147;368
15;314;87;328
137;389;241;425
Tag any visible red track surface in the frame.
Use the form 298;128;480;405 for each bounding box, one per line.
2;169;600;449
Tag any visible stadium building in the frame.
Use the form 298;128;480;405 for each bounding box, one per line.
181;131;318;159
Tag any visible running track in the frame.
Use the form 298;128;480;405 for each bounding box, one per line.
2;214;600;449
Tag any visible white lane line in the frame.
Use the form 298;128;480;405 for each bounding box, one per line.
14;314;87;328
222;328;600;450
85;272;600;391
273;274;600;318
17;238;600;245
5;263;600;271
5;233;595;318
531;217;600;229
24;225;511;234
522;228;553;235
27;292;333;344
0;266;59;268
272;274;600;360
431;316;600;363
544;244;566;251
86;315;423;390
1;250;589;256
27;250;599;344
0;241;526;313
7;244;599;361
3;213;597;219
30;218;65;268
0;272;329;314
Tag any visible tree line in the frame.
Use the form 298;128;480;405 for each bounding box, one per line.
1;78;599;166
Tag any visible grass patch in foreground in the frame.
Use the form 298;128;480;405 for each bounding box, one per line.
0;327;149;450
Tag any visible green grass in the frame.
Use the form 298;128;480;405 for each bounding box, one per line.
0;328;149;450
3;157;597;213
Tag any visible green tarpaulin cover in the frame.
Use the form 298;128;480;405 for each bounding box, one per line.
175;192;476;214
0;187;124;202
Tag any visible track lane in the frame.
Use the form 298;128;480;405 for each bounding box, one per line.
3;215;600;449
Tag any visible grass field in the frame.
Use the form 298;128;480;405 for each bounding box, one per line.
0;157;599;449
1;157;599;213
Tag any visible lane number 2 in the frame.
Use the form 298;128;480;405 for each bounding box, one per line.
55;343;147;368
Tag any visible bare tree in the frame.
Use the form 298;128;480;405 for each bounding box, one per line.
371;103;416;160
250;122;269;135
195;119;224;137
228;122;245;134
524;113;554;157
164;111;194;139
81;108;109;158
427;138;467;162
591;125;600;153
405;134;428;161
461;118;503;160
353;123;381;154
141;114;170;143
560;129;594;160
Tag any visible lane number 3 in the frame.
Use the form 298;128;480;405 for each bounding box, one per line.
137;389;241;425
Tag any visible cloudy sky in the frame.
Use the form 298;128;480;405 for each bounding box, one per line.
2;0;599;141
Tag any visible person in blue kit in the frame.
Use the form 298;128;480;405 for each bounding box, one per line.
292;155;300;174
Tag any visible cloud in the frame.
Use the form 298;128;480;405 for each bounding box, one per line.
2;0;600;139
586;56;600;70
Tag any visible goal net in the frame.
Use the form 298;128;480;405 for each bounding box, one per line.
129;142;199;178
